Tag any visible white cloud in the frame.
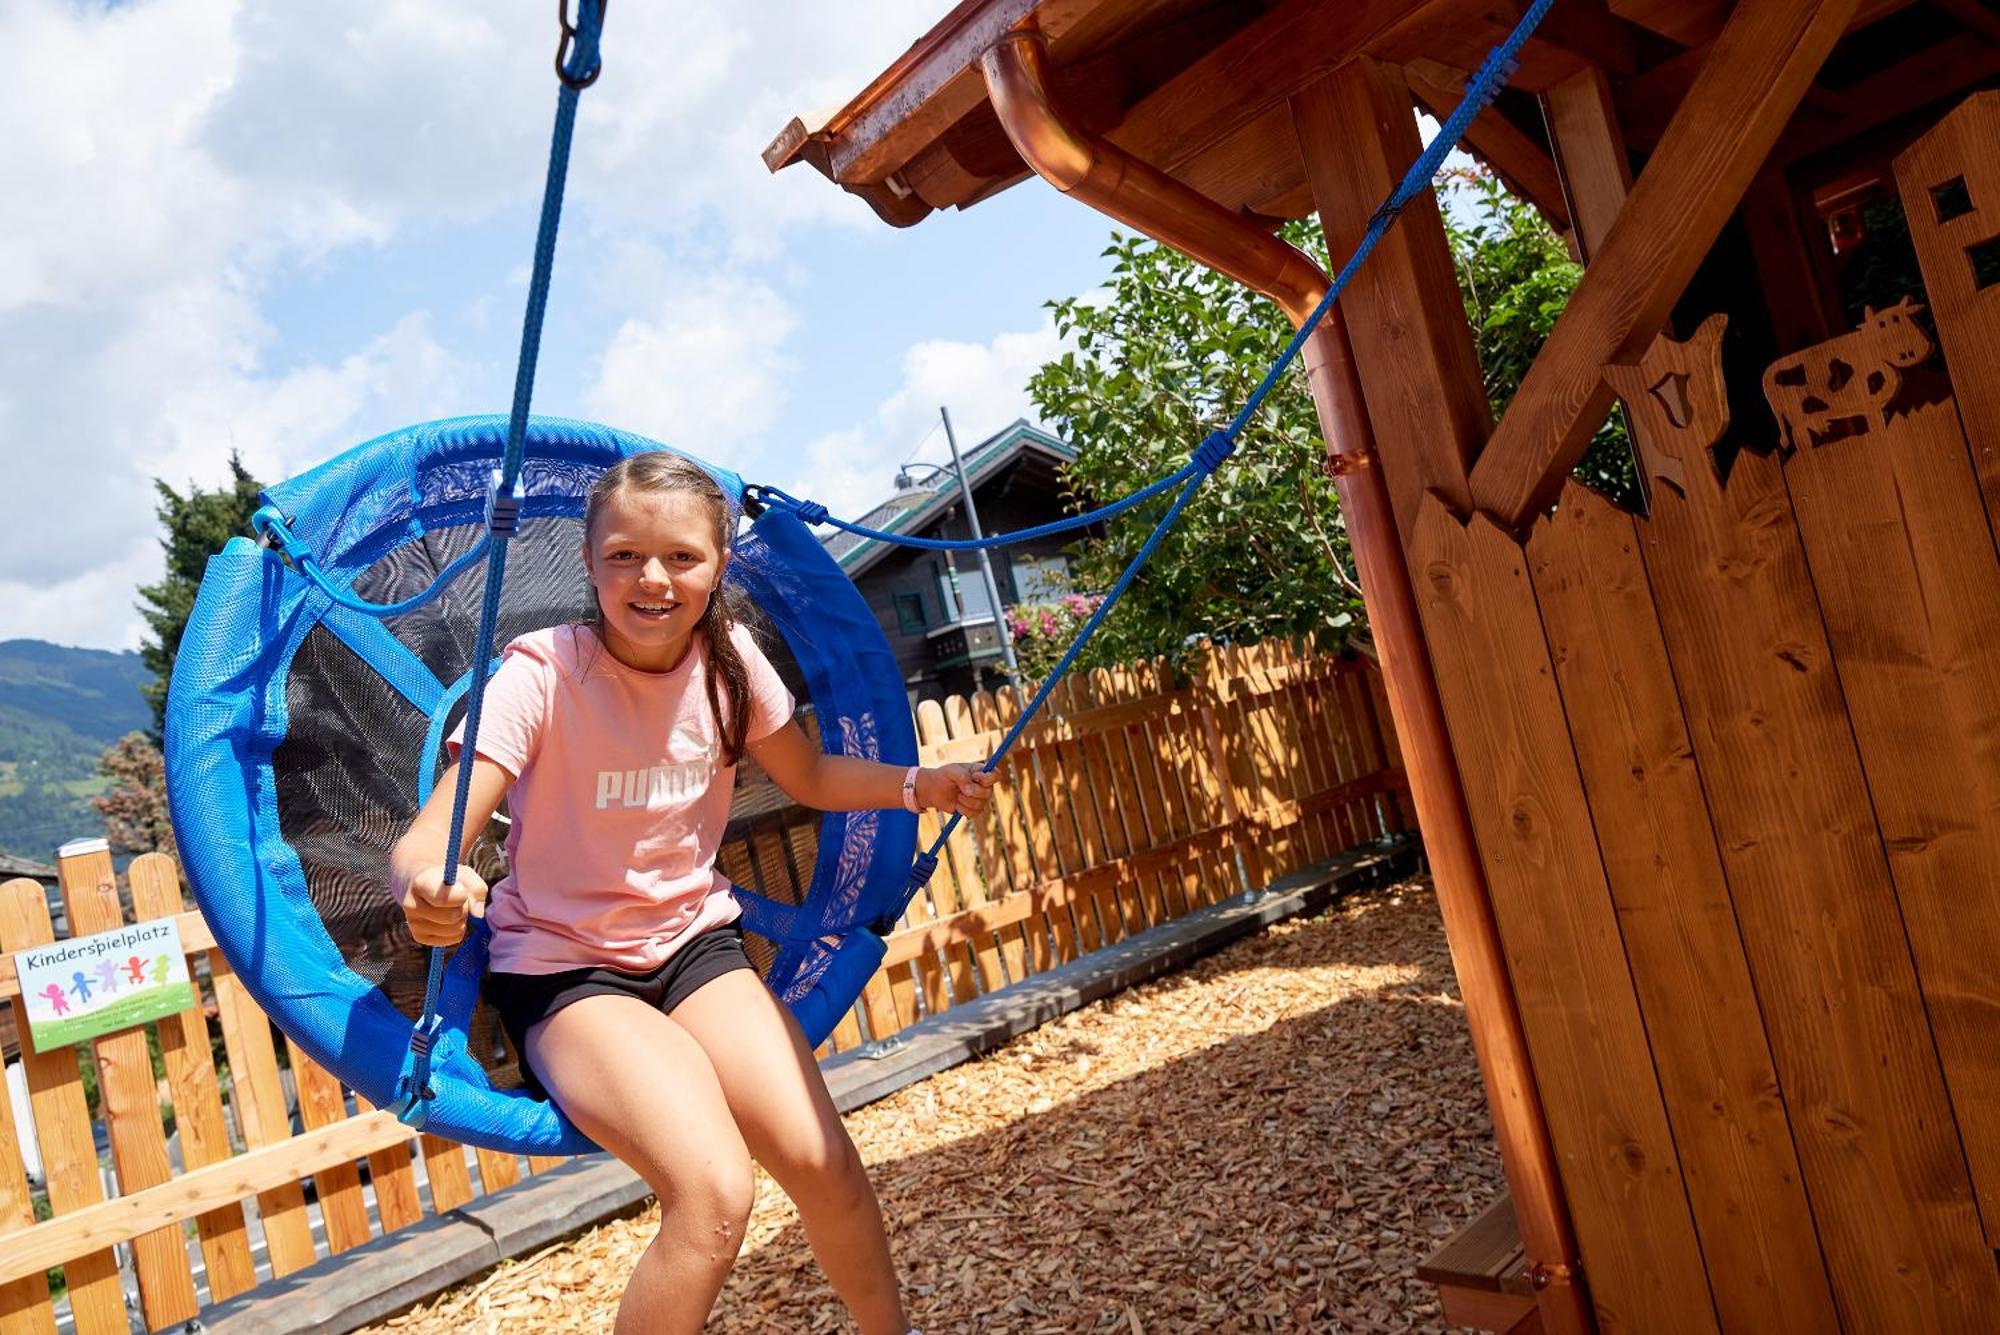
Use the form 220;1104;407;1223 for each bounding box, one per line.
785;318;1069;519
0;1;1058;649
580;263;797;454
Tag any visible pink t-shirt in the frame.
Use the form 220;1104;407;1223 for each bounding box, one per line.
446;621;795;974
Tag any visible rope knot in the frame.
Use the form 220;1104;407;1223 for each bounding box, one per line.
1191;430;1238;475
907;851;940;887
486;470;524;538
1471;48;1520;111
793;499;830;527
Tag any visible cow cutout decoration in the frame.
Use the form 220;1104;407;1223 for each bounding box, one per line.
1761;297;1933;452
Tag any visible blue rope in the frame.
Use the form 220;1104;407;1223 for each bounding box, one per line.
394;0;607;1129
746;462;1200;551
252;508;494;616
868;0;1557;930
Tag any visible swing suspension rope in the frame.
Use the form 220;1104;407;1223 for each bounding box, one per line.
336;0;1551;1125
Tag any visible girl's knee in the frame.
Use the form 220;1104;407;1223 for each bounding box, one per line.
655;1148;756;1237
781;1134;873;1213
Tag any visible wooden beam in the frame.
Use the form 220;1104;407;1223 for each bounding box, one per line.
0;1113;421;1287
1618;0;1929;148
1103;0;1491;178
1407;65;1571;233
1541;67;1632;260
1294;57;1495;533
1935;0;2000;43
778;0;1131;184
1774;34;2000;163
1468;0;1865;527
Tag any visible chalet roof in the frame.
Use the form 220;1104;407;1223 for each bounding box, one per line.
767;0;1979;241
0;851;57;883
824;418;1077;578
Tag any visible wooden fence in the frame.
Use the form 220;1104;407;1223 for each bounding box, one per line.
722;640;1407;1049
0;639;1401;1332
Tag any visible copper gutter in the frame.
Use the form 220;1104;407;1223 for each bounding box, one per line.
982;31;1591;1333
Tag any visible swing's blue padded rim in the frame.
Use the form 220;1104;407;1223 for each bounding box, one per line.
166;415;915;1155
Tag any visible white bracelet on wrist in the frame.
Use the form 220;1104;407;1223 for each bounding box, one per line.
901;765;921;813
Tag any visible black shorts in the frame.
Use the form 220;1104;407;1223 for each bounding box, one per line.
482;922;755;1100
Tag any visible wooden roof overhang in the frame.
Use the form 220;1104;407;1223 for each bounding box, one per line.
766;0;1996;250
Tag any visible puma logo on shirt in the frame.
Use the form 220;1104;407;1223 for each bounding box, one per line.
595;724;718;810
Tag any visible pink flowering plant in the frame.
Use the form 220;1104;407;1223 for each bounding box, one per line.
1008;592;1105;679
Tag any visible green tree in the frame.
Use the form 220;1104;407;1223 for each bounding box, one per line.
1442;170;1637;505
1026;170;1638;672
1027;220;1365;673
136;453;265;740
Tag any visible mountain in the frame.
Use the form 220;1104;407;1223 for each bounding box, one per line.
0;640;151;861
0;640;152;743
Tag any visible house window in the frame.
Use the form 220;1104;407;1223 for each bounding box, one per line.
1014;553;1069;600
895;592;928;634
931;562;995;622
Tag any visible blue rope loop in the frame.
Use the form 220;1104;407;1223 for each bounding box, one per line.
874;850;941;934
252;506;494;617
742;464;1197;554
486;469;525;537
391;1011;445;1128
555;0;607;89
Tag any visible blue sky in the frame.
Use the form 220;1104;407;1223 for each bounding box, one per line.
0;1;1121;650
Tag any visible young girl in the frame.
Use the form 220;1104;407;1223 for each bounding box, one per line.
391;451;995;1335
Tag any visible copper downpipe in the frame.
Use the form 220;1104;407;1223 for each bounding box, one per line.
982;31;1589;1331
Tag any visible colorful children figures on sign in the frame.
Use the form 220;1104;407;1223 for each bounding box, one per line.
10;918;195;1051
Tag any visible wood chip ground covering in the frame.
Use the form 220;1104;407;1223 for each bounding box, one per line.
367;880;1504;1333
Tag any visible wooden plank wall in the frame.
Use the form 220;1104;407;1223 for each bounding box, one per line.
1400;90;2000;1333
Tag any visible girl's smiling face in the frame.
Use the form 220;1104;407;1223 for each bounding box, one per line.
583;486;727;672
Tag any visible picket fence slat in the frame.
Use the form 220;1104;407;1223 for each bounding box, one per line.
0;880;127;1335
124;855;261;1306
0;882;55;1335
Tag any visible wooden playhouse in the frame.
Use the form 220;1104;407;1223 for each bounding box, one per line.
765;2;2000;1331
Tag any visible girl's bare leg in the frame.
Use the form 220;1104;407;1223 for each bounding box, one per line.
671;970;911;1335
526;994;755;1335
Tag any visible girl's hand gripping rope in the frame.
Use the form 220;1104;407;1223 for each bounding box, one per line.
919;763;999;817
396;861;490;948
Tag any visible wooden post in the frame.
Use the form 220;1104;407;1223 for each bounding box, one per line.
53;843;199;1329
0;880;125;1335
1293;56;1591;1335
0;884;55;1335
125;855;258;1302
1293;58;1493;535
1469;0;1864;526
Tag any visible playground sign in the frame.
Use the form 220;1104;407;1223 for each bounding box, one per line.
11;917;194;1051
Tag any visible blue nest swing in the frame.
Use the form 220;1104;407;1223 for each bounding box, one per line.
167;417;915;1155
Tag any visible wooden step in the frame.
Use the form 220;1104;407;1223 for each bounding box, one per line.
1417;1191;1541;1333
